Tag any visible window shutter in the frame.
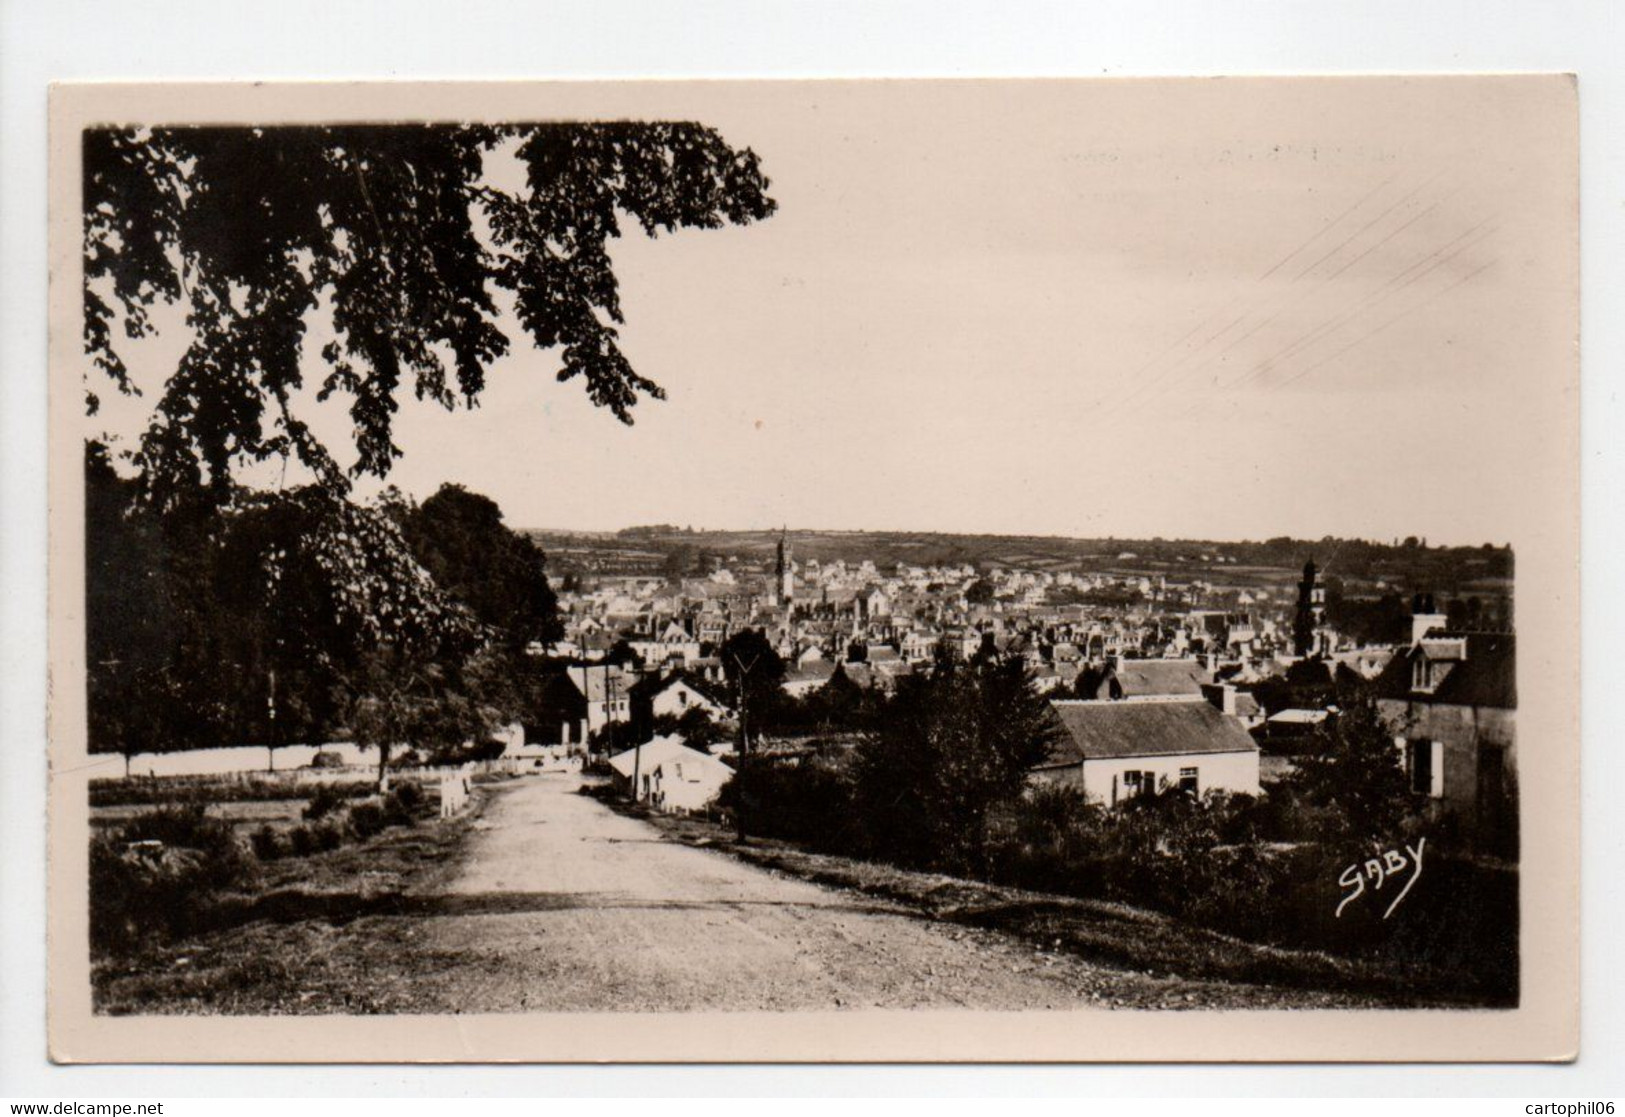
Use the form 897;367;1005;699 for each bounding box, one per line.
1430;741;1445;799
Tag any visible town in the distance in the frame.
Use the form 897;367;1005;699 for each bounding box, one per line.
519;525;1514;855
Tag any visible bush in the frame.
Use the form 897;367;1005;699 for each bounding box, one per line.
303;783;353;821
311;819;344;852
716;755;858;851
307;750;346;769
287;823;318;858
389;748;424;770
985;783;1111;897
347;800;389;840
250;824;285;861
89;806;259;956
384;781;426;826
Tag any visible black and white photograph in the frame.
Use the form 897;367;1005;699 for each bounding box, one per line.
45;77;1579;1062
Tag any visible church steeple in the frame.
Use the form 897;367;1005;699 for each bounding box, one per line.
776;526;794;606
1293;558;1326;657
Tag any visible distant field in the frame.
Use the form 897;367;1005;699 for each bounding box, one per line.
525;527;1513;605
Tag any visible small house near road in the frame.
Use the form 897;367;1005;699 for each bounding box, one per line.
606;735;734;813
1037;697;1262;806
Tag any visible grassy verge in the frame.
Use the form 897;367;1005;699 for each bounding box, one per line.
636;809;1507;1009
91;782;499;1015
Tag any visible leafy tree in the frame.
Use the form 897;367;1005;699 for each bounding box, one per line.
346;643;512;789
661;543;698;581
1071;662;1113;700
605;638;644;670
1326;590;1409;647
83;121;774;764
392;483;562;650
85;122;776;505
719;628;785;752
850;655;1063;876
807;662;875;733
1288;695;1414;843
964;577;995;605
87;443;477;768
86;444;219;772
650;706;727;750
1250;656;1335;717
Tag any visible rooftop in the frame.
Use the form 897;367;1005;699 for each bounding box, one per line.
1044;697;1259;766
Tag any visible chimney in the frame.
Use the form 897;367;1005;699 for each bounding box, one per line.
1201;682;1238;716
1410;592;1447;647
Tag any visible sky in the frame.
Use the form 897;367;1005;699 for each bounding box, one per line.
91;78;1576;546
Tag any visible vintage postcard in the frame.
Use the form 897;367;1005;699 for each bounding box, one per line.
47;77;1578;1062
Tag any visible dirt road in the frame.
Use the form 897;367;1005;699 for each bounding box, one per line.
97;771;1382;1013
377;774;1280;1012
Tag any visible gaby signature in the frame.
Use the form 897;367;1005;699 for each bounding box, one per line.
1336;836;1426;920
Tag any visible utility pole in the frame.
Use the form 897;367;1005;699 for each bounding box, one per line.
267;665;277;774
618;669;642;805
726;646;762;842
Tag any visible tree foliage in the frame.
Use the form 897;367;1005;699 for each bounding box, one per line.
1287;695;1414;844
86;443;478;763
963;577;995;605
346;644;514;787
719;628;785;748
84;122;776;503
850;655;1063;875
84;120;775;764
389;483;562;649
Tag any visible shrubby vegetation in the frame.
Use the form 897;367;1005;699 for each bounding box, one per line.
90;806;260;955
89;775;375;808
93;782;441;954
718;674;1515;1000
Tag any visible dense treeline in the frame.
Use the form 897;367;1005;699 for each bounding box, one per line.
88;448;555;782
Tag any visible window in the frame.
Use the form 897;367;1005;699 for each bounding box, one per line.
1124;770;1156;798
1408;740;1444;798
1179;767;1198;795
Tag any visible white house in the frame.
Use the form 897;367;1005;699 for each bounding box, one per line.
607;736;734;813
1036;696;1261;806
648;673;735;722
899;629;937;664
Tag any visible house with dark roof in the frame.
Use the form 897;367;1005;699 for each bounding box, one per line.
781;659;837;698
1036;696;1261;806
1074;657;1212;701
1374;629;1516;851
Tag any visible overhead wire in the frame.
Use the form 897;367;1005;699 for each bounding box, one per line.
1096;174;1398;421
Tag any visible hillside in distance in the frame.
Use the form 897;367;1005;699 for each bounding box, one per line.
524;526;1513;602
